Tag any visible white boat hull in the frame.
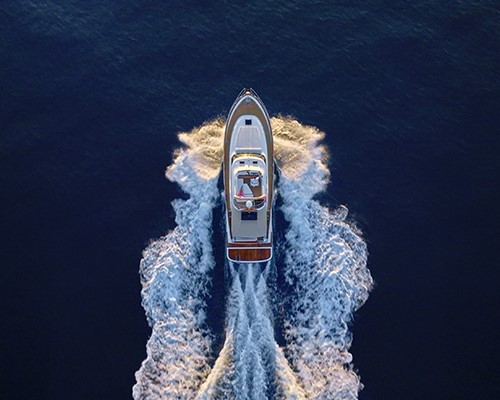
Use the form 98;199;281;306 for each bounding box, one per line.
223;89;274;263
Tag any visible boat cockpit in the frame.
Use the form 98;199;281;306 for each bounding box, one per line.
232;155;267;212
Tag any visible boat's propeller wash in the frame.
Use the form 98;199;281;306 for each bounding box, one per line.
133;94;373;399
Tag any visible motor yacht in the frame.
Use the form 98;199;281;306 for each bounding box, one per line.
223;89;274;263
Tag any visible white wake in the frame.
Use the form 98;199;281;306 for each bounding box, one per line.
132;121;223;399
133;117;373;400
196;263;306;400
274;119;373;399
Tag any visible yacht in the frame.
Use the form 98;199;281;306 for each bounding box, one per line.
223;89;274;263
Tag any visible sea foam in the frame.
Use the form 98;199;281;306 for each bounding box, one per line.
196;263;307;400
134;116;372;399
133;121;223;399
274;118;373;399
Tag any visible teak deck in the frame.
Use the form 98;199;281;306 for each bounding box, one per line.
227;242;272;262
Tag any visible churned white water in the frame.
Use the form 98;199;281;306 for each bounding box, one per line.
274;119;373;400
196;263;307;400
133;117;372;399
132;121;223;399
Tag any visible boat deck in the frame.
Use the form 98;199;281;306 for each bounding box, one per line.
224;91;274;232
227;242;272;262
224;89;274;263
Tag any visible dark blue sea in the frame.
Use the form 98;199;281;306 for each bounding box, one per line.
1;1;499;399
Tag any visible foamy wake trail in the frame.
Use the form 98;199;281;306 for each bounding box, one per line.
134;117;372;399
273;119;374;399
196;264;306;400
133;121;224;399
